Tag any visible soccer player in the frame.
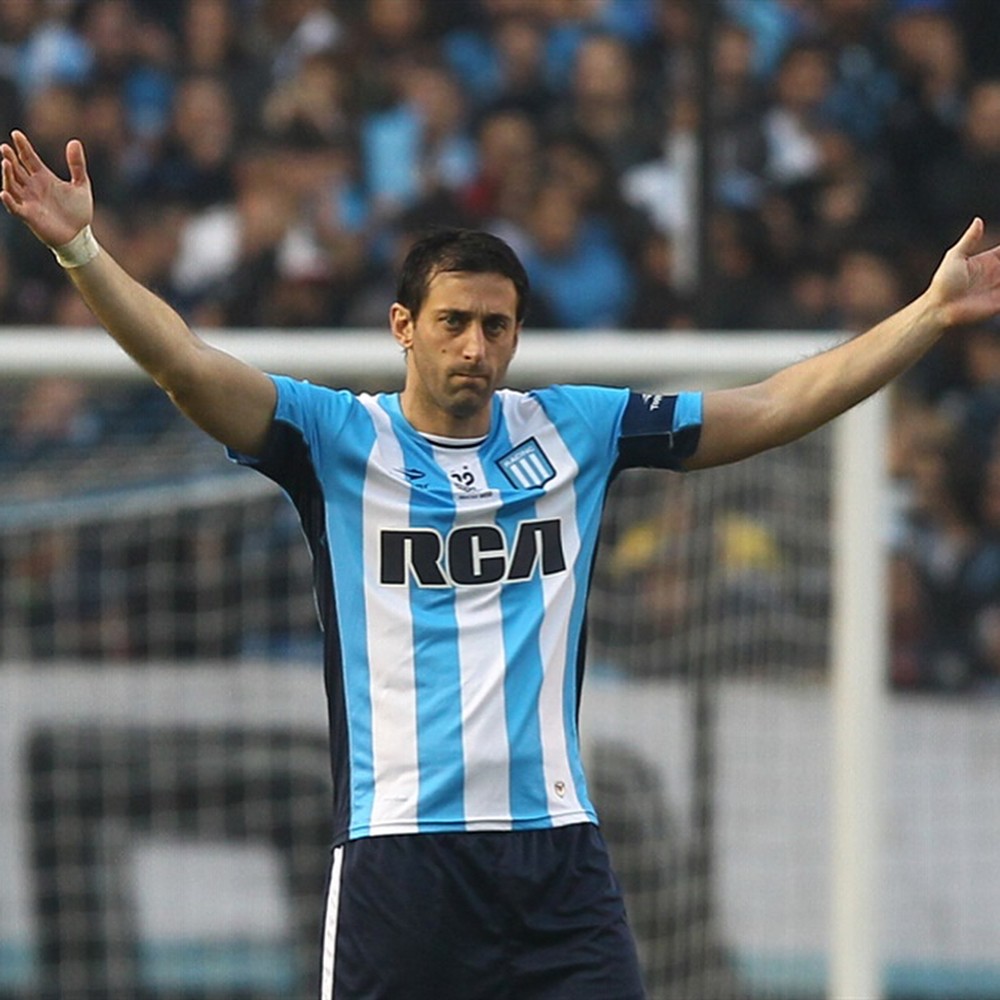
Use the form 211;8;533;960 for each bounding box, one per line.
5;129;1000;999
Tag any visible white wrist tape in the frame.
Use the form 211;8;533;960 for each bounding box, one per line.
51;225;101;269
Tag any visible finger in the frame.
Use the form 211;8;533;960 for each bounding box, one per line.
952;217;984;257
0;143;28;186
0;161;23;212
65;138;88;186
1;155;21;194
11;129;46;174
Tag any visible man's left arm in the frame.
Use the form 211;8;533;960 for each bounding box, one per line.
688;218;1000;471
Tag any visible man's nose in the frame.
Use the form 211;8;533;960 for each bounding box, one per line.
461;323;487;359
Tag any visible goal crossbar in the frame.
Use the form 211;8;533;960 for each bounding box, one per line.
0;329;842;384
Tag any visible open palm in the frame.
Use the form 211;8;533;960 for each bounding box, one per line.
0;130;93;248
929;217;1000;329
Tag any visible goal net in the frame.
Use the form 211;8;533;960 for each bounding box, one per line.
0;329;996;1000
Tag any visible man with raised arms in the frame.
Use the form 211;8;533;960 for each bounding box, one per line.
5;129;1000;999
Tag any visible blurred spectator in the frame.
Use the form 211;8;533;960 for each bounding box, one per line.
521;180;633;329
251;0;344;85
710;18;769;210
361;58;476;219
830;245;906;332
699;208;772;329
459;106;540;239
177;0;271;137
817;0;900;144
757;251;839;331
884;1;967;235
888;547;935;688
722;0;817;79
353;0;432;112
916;78;1000;238
77;0;175;142
11;0;90;99
168;145;296;320
260;50;352;146
625;229;695;330
134;71;238;208
948;323;1000;459
620;94;699;291
539;0;659;91
19;79;81;164
763;40;838;189
543;129;652;261
0;0;38;76
263;138;371;328
546;31;657;175
807;128;904;260
444;6;555;121
890;401;980;689
967;454;1000;685
117;202;185;299
621;14;778;292
644;0;699;99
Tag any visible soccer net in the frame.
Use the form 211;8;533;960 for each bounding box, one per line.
0;329;993;1000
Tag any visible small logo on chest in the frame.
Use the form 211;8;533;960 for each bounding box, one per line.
497;438;555;490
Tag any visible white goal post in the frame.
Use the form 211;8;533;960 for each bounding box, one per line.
0;327;887;1000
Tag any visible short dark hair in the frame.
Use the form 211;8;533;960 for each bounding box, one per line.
396;228;530;322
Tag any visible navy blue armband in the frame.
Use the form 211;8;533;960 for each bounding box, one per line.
616;391;703;471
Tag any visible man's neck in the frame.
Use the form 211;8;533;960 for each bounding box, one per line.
398;392;492;439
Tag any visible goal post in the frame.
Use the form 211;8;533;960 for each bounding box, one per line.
830;396;888;1000
0;328;887;1000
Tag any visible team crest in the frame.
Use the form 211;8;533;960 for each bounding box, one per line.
497;438;556;489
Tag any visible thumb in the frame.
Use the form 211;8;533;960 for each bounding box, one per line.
951;216;984;259
65;138;88;187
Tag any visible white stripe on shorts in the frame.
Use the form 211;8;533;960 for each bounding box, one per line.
320;846;345;1000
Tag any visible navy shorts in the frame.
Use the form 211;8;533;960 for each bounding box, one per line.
319;822;646;999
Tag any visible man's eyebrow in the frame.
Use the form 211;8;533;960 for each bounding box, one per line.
434;308;512;323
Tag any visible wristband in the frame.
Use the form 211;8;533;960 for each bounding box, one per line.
51;225;101;269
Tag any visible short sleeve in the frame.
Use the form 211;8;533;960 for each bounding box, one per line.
227;374;357;488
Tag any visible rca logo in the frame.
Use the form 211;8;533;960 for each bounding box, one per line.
379;519;566;587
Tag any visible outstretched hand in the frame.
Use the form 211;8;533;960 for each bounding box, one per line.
929;217;1000;329
0;130;93;249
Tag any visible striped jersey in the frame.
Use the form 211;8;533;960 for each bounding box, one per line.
233;376;703;844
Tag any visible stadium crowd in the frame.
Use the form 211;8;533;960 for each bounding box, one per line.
2;0;1000;690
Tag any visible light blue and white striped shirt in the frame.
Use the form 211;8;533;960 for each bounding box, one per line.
234;376;703;844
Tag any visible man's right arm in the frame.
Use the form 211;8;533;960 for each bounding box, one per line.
65;249;277;456
1;130;276;457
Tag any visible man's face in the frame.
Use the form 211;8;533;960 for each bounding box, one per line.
392;270;520;436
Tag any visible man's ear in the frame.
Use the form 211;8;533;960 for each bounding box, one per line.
389;302;413;351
